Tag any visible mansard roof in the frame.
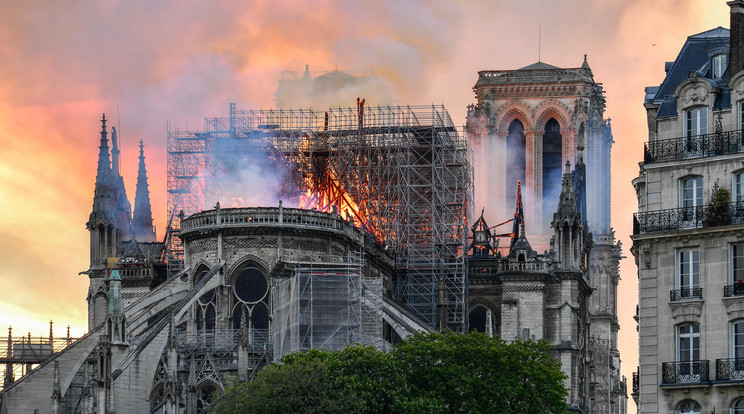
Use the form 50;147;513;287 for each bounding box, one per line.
649;27;731;118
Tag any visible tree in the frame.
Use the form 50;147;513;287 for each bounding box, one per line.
210;332;568;414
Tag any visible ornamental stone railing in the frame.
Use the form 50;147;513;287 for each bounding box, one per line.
180;206;362;241
644;129;744;163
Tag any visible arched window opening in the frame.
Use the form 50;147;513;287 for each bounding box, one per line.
194;265;216;335
196;383;219;414
231;263;270;344
677;399;700;414
469;306;488;333
542;118;563;232
732;397;744;414
506;119;526;211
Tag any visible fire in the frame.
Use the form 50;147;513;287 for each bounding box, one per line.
298;174;382;242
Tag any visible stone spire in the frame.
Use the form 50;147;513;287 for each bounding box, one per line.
556;161;579;217
111;126;120;177
510;180;525;251
552;161;585;270
95;114;112;186
133;140;156;242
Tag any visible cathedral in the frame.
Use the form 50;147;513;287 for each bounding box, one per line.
0;60;626;413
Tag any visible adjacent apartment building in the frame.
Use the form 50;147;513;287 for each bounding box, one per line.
632;1;744;412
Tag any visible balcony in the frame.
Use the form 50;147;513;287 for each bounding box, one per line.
670;288;703;301
715;358;744;381
662;360;710;385
632;370;639;395
633;203;744;235
644;129;744;163
724;283;744;298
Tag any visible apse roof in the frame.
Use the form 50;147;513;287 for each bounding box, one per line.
517;61;562;70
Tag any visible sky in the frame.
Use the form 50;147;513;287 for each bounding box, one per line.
0;0;733;410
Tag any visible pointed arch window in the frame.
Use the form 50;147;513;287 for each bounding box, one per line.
506;119;526;212
543;118;563;231
194;265;216;335
231;263;270;345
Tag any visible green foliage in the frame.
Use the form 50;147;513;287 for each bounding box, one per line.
210;332;569;414
708;186;731;226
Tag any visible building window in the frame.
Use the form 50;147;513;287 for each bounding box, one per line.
674;249;700;300
712;54;727;79
739;101;744;131
733;398;744;414
677;323;700;361
735;172;744;204
680;176;703;227
686;107;708;139
196;383;219;414
733;244;744;285
732;321;744;360
681;176;703;208
194;265;216;334
677;399;701;414
231;264;270;341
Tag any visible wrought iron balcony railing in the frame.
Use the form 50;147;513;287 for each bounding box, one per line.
662;360;710;384
633;202;744;235
644;130;744;163
716;358;744;381
670;288;703;301
632;370;639;395
724;283;744;298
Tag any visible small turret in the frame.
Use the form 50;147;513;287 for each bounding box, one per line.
107;270;126;344
552;162;586;270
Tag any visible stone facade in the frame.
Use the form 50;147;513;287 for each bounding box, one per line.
632;4;744;413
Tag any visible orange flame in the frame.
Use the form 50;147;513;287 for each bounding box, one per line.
298;174;382;242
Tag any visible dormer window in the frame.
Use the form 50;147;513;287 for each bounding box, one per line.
712;54;727;79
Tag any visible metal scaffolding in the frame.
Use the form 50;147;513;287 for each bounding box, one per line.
272;250;377;360
0;324;76;393
167;103;473;331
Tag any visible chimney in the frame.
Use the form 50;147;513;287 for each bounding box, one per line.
729;0;744;75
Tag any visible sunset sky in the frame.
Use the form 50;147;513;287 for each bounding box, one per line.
0;1;733;410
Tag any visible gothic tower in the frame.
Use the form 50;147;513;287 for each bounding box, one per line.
466;56;613;247
85;114;133;330
550;161;592;411
466;59;626;411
